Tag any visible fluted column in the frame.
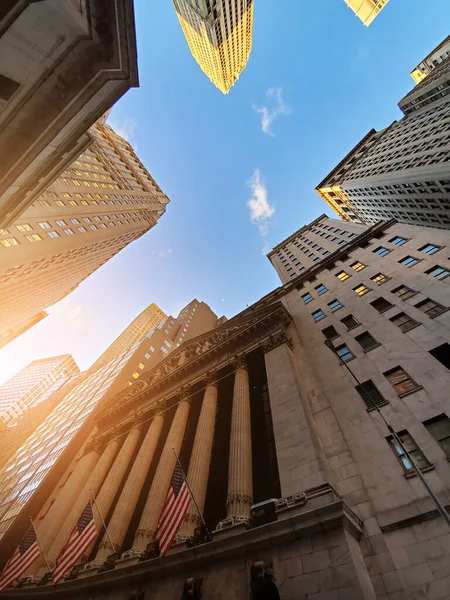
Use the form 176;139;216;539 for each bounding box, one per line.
227;355;253;519
94;403;165;563
179;374;218;537
132;392;191;552
45;423;140;567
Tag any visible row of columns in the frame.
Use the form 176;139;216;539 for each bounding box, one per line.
32;355;253;574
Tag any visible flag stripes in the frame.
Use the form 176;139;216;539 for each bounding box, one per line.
0;527;40;590
157;463;191;556
52;502;97;583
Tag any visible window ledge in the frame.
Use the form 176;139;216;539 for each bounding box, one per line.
367;401;390;412
340;356;356;365
398;386;423;399
401;323;422;333
429;307;450;319
331;306;344;313
404;464;435;479
363;343;382;353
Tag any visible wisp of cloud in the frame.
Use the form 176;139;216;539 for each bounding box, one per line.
252;87;292;136
247;169;275;242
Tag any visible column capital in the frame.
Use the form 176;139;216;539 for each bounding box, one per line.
131;412;146;428
203;370;218;387
84;439;103;455
231;353;248;370
154;399;167;416
176;386;192;405
261;329;293;353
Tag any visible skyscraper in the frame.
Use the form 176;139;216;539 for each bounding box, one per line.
343;0;390;26
0;121;170;349
0;299;218;552
0;356;80;426
316;61;450;229
0;0;138;228
172;0;254;94
410;35;450;84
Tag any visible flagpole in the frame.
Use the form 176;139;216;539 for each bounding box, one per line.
29;517;51;573
89;490;116;555
172;449;212;542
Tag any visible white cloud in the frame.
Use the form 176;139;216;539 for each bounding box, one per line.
156;248;173;259
247;169;275;249
48;302;85;329
107;117;138;145
252;87;292;136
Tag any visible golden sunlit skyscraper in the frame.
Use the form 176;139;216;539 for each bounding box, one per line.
0;121;169;350
343;0;390;26
172;0;254;94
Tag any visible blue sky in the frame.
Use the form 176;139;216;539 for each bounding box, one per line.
1;0;449;384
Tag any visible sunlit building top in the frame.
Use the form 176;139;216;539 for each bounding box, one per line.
410;35;450;84
172;0;254;94
343;0;390;26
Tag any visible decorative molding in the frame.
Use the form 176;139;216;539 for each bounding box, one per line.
261;329;293;353
216;515;250;530
232;353;248;370
203;370;218;387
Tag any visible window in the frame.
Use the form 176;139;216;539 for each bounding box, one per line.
328;299;343;312
355;380;388;410
301;292;313;304
78;226;87;233
384;367;420;396
415;298;447;318
341;315;360;330
132;372;139;379
322;325;339;340
47;231;59;239
390;312;420;332
355;332;379;352
38;222;51;229
161;346;169;355
144;353;151;360
25;234;42;242
353;284;370;297
370;297;394;313
392;285;417;300
335;344;354;362
149;346;155;352
371;273;389;285
388;431;431;472
399;256;420;268
56;220;67;227
315;283;327;295
15;223;32;232
312;309;325;322
429;343;450;371
389;236;408;246
63;228;74;235
0;73;20;101
373;247;390;257
424;415;450;457
350;261;366;272
426;266;449;280
419;244;441;255
336;270;350;281
70;219;80;225
0;238;19;247
138;363;145;370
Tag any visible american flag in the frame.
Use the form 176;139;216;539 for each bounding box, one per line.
157;462;191;556
0;526;41;590
52;501;97;583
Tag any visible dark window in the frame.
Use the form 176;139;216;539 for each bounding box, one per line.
315;283;327;295
389;236;408;246
0;73;20;102
355;332;379;352
429;343;450;370
424;414;450;457
355;380;388;410
336;344;353;362
426;266;450;280
387;431;431;472
384;367;420;396
374;246;390;257
419;243;441;255
312;309;325;322
328;299;343;312
390;312;420;332
322;325;339;340
392;285;417;300
415;298;447;318
370;297;394;313
341;314;360;330
302;292;313;304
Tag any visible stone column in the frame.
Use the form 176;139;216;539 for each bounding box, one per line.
226;355;253;520
132;391;191;552
94;403;165;564
179;374;218;537
45;423;140;567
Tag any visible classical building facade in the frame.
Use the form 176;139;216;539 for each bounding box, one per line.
343;0;390;26
1;219;450;599
172;0;253;94
0;121;169;350
0;355;79;426
410;35;450;84
0;0;138;228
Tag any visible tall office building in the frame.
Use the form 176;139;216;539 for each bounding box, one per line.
410;35;450;84
343;0;389;26
0;0;138;228
0;121;170;349
316;60;450;229
0;299;218;553
0;355;80;426
172;0;254;94
3;219;450;599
